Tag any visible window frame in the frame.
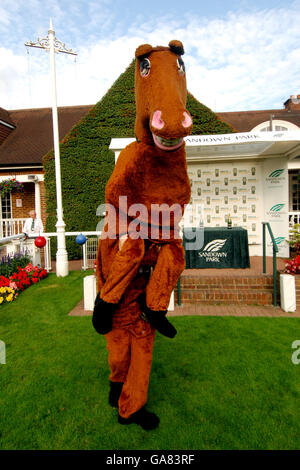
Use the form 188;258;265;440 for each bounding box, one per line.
0;192;12;219
289;170;300;212
251;119;300;132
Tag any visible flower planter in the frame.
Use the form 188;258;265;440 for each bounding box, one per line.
0;179;24;197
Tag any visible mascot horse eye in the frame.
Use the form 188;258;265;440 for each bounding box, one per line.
140;58;151;77
177;57;185;75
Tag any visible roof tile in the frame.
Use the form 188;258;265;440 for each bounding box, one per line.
0;105;93;166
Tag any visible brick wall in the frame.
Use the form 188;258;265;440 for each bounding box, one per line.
0;169;47;229
0;169;44;176
175;274;280;306
11;183;35;219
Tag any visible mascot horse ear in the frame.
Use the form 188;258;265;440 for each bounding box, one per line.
168;40;184;56
135;44;153;59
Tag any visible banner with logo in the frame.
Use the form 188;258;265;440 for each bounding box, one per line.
262;158;289;257
183;227;250;268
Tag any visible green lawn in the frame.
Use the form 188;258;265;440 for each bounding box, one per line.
1;270;300;450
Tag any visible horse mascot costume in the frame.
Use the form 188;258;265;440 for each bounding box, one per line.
93;40;192;430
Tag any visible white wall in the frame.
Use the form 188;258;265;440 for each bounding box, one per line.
187;160;264;255
187;158;291;257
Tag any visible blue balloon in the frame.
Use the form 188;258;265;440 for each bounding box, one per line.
76;233;87;245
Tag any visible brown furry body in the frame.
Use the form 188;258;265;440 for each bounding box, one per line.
95;41;192;418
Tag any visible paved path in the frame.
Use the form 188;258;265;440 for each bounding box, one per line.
66;256;299;318
168;303;300;317
53;256;287;276
69;299;300;318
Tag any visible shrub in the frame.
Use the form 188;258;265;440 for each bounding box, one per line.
43;60;235;259
0;286;18;304
0;263;48;302
0;253;32;278
288;223;300;255
9;264;47;291
284;255;300;275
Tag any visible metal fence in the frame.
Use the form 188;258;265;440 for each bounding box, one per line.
0;231;101;272
83;237;99;270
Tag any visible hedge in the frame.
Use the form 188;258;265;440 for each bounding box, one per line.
43;59;234;259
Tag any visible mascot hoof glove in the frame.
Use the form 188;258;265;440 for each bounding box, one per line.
92;293;116;335
144;309;177;338
141;306;177;338
108;381;123;408
138;294;177;338
118;407;160;431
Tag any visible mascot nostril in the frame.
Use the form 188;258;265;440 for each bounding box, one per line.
182;111;193;128
151;110;165;130
93;40;192;431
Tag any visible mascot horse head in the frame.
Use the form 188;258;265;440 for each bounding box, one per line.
135;40;193;151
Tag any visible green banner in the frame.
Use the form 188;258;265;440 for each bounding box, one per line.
183;227;250;269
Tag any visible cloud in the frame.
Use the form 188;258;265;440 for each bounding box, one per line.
0;48;29;109
1;2;300;112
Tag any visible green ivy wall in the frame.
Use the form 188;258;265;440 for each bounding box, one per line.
43;60;234;259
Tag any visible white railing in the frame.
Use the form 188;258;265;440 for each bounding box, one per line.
0;231;101;272
0;218;26;238
289;212;300;227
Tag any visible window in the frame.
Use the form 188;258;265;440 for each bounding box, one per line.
260;125;288;132
0;193;12;219
289;171;300;212
252;120;300;132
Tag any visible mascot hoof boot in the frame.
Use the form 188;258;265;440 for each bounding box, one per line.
145;309;177;338
108;381;123;407
92;293;116;335
118;407;160;431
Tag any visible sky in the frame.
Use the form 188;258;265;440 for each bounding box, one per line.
0;0;300;112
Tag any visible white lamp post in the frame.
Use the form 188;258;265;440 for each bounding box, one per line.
25;19;77;277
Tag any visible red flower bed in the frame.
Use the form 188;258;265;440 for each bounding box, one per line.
284;255;300;275
0;263;47;293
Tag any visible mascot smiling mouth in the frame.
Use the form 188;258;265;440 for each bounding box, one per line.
150;109;191;151
152;133;184;151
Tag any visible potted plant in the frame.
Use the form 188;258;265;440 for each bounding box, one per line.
0;178;24;197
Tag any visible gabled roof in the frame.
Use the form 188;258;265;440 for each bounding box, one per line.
0;107;15;127
0;105;93;166
0;59;236;170
217;108;300;132
42;59;236;251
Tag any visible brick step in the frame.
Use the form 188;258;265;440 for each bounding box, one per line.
175;288;275;305
179;277;274;290
180;275;273;288
179;283;274;290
